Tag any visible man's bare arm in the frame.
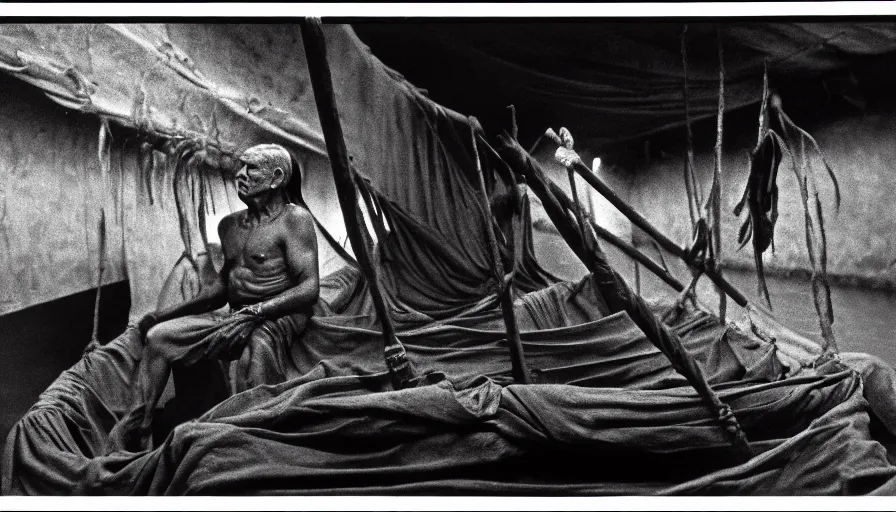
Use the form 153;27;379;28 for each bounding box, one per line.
151;270;229;324
249;206;320;318
140;219;233;329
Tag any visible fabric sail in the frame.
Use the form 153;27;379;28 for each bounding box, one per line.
5;23;896;496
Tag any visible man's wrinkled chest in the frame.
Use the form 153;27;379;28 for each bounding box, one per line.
224;224;284;269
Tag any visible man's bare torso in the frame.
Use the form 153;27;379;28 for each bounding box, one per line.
218;204;308;310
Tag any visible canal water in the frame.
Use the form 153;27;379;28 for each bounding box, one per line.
533;229;896;366
663;268;896;366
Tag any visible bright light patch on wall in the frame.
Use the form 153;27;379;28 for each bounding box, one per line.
205;212;230;245
589;156;632;241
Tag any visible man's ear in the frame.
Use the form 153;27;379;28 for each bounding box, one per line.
271;167;285;189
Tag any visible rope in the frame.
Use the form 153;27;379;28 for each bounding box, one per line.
680;24;702;229
88;208;106;351
707;29;727;324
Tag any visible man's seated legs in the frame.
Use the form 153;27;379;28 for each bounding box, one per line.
234;312;310;393
105;312;231;453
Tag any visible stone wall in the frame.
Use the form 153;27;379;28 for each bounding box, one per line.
627;99;896;291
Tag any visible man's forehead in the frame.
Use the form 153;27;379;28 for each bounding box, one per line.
239;146;288;166
238;151;265;165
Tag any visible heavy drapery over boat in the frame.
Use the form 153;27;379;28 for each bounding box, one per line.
4;22;896;496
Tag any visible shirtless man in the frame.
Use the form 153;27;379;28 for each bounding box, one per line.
106;143;319;452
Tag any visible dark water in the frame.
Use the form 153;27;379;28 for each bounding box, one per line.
656;268;896;367
533;230;896;366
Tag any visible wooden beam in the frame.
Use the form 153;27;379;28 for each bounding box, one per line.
497;134;753;459
561;151;750;308
546;179;686;293
299;18;414;388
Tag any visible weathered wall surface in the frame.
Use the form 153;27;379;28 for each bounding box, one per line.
0;73;355;319
628;101;896;291
0;77;127;315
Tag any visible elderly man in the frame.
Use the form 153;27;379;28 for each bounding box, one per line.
106;143;319;452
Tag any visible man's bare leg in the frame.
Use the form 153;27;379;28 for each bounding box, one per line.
236;330;281;393
105;325;185;453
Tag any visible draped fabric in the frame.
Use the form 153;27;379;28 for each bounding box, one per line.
0;23;496;316
7;286;896;495
7;183;896;495
353;22;896;148
5;22;896;496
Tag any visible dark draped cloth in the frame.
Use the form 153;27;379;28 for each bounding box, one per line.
6;203;896;494
5;23;896;496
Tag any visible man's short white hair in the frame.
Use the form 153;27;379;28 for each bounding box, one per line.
241;143;295;185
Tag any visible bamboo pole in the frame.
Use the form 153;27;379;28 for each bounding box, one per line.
546;180;686;293
497;134;753;459
300;18;414;388
710;29;727;324
474;133;685;293
552;142;750;308
470;118;532;384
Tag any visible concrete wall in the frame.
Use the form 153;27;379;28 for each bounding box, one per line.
0;72;357;320
529;143;640;287
627;99;896;292
0;76;128;315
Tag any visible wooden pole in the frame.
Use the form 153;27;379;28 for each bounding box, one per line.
546;178;686;293
473;133;685;293
300;18;414;388
498;134;753;459
560;151;749;308
710;29;728;324
470;118;532;384
91;208;106;344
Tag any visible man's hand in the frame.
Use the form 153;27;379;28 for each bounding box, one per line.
233;303;265;318
214;311;266;358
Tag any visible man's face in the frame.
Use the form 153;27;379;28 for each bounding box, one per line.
235;155;275;202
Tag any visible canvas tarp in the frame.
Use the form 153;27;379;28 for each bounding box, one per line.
6;260;896;494
6;164;896;494
6;22;896;496
353;22;896;149
0;23;492;316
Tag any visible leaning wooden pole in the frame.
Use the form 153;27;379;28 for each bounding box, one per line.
552;140;750;308
474;133;684;293
548;181;686;293
470;118;532;384
710;29;727;324
497;134;753;459
300;18;415;388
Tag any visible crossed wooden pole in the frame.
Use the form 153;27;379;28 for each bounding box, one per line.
301;18;753;457
497;133;754;459
300;18;415;389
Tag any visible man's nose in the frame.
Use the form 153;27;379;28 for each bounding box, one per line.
236;165;248;179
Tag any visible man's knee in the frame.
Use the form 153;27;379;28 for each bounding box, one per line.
145;319;194;361
146;319;182;344
247;327;278;358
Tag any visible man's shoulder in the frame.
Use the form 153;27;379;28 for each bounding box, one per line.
280;204;316;242
218;210;244;233
283;203;314;226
